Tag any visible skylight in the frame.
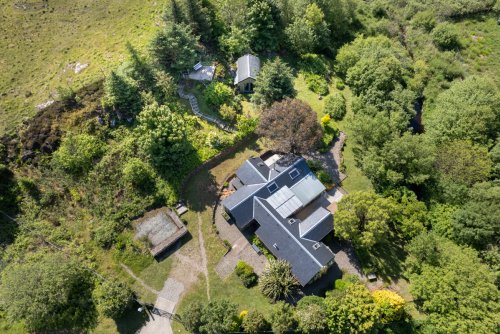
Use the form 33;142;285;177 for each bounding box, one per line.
289;168;300;180
267;182;279;193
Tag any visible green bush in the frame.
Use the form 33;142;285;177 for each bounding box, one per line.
251;235;274;260
299;53;330;76
432;23;462;50
335;80;345;90
317;169;332;185
122;158;155;190
324;92;347;120
411;10;436;32
52;134;105;175
304;73;329;96
320;120;339;152
235;261;258;288
92;280;134;319
92;220;120;249
204;82;233;108
219;104;238;123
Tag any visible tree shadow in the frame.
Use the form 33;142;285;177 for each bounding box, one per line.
115;302;149;334
0;165;19;244
355;237;407;281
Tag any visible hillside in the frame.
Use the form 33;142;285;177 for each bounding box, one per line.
0;0;164;135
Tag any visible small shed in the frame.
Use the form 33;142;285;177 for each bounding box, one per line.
234;54;260;93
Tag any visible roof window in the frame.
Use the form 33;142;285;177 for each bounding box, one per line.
289;168;300;180
313;242;321;250
267;182;279;193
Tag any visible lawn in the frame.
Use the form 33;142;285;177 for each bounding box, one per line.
294;75;373;193
172;138;273;334
0;0;166;136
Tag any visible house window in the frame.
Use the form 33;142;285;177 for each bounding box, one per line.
267;182;278;193
289;168;300;180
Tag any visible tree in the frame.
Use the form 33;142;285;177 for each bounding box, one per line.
124;42;155;91
435;140;492;187
150;23;198;73
246;0;281;51
372;290;405;323
257;98;322;154
184;0;215;44
431;22;461;50
219;26;251;62
122;158;155;190
181;301;204;333
252;58;296;106
426;76;499;145
163;0;185;24
362;133;436;191
154;70;177;103
53;133;105;175
204;82;233;108
259;258;300;302
136;103;191;171
324;92;346;120
199;299;239;334
103;71;142;115
334;191;397;248
426;204;457;239
285;4;330;54
405;234;499;333
242;309;269;334
452;181;499;250
324;283;381;334
296;297;327;334
0;253;97;332
391;190;427;240
92;280;134;319
269;302;297;334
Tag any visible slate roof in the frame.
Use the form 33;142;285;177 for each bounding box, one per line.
221;154;335;286
234;54;261;84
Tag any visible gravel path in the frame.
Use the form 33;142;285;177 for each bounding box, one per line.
306;131;347;185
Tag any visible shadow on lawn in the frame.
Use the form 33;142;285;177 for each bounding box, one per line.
355;237;407;281
115;303;149;334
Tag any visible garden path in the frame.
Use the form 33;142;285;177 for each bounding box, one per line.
305;131;347;185
177;84;235;133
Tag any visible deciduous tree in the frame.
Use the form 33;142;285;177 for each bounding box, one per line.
269;302;297;334
92;280;134;319
257;98;322;154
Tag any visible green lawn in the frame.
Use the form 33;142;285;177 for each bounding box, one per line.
0;0;166;136
294;75;373;193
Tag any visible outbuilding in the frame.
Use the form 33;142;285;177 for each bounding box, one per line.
234;54;260;93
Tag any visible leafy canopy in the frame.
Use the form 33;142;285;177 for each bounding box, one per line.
252;57;296;107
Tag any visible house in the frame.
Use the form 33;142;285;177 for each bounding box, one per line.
221;154;335;286
234;54;260;93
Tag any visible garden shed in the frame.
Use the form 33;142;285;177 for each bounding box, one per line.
234;54;260;93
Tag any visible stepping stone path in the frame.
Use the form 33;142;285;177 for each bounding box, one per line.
177;84;235;133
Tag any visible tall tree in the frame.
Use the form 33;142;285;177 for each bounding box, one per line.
0;253;97;332
285;3;330;54
426;76;499;145
102;71;142;116
406;233;499;333
252;58;296;106
452;181;500;250
334;191;397;248
135;102;191;171
246;0;282;51
149;23;198;73
184;0;215;44
163;0;185;24
257;98;322;154
269;302;297;334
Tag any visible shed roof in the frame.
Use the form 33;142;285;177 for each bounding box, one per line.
235;54;260;84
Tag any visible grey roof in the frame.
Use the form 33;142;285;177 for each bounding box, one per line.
299;207;333;241
221;154;335;286
291;172;325;206
234;54;261;84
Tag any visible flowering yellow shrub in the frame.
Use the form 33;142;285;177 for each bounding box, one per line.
239;310;248;319
372;290;405;323
320;114;331;126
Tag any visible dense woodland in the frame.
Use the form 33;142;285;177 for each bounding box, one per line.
0;0;499;333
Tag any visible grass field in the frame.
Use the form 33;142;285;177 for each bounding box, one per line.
0;0;166;136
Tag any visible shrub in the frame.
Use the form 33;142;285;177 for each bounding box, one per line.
52;134;105;175
56;86;78;107
92;280;134;319
299;54;331;76
320;119;339;153
324;92;347;120
317;170;333;185
92;220;121;249
259;259;300;301
204;82;233;108
372;290;405;323
122;158;155;190
242;309;269;334
219;103;238;123
304;73;329;95
411;10;436;32
235;261;258;288
335;80;345;90
432;23;462;50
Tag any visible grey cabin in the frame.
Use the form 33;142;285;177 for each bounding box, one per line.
234;54;260;93
221;154;335;286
